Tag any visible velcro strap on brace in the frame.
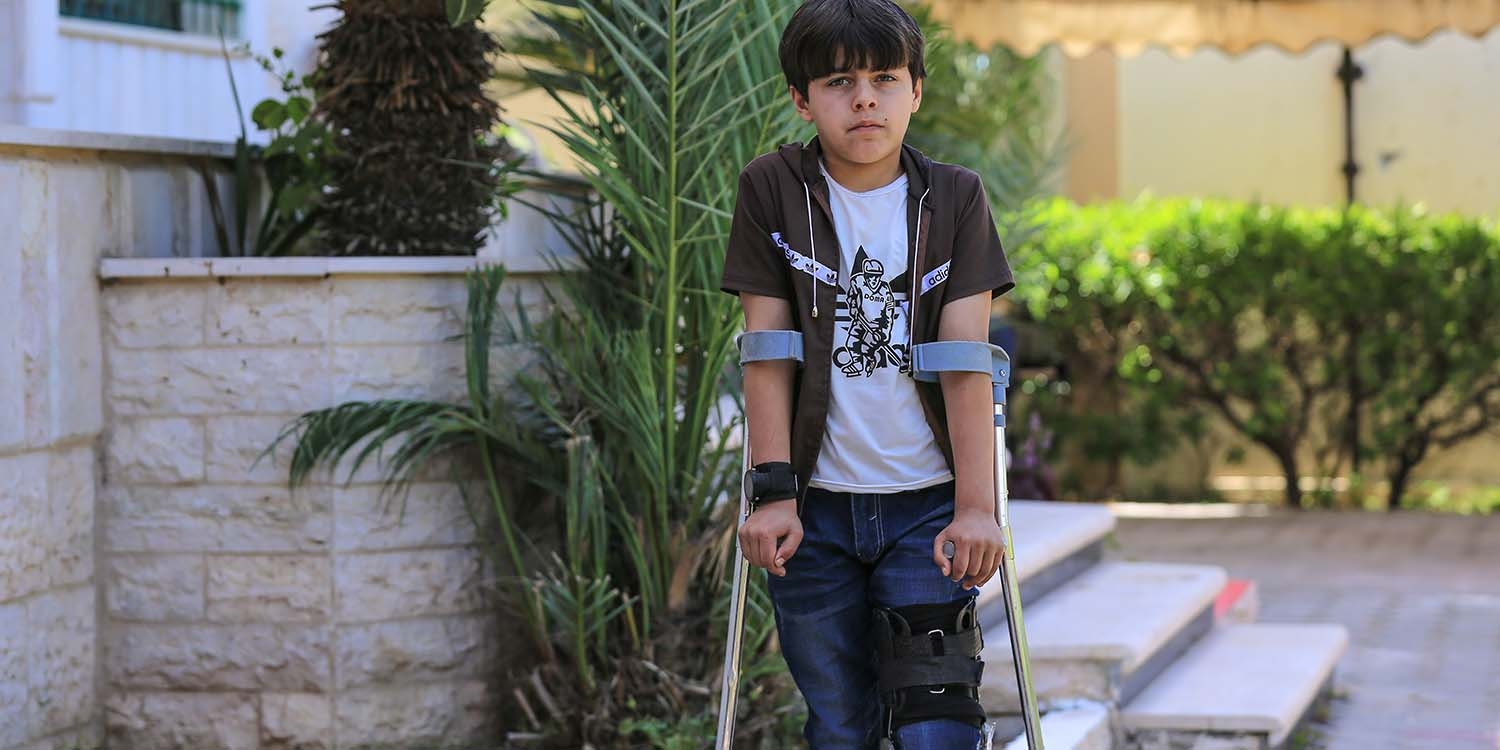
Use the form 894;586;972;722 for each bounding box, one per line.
877;654;984;694
882;627;984;660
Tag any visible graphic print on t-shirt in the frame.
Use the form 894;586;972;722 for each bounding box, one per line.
833;246;911;378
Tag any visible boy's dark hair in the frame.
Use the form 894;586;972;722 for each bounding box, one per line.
779;0;927;98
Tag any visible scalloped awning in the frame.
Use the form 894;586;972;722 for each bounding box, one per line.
922;0;1500;56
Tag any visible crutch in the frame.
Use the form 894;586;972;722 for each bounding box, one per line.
910;341;1044;750
715;330;804;750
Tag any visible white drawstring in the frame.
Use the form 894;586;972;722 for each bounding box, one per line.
906;188;930;368
805;182;819;319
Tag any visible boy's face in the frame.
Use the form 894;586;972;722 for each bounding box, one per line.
790;59;922;170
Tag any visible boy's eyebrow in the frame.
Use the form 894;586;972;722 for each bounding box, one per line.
823;65;902;77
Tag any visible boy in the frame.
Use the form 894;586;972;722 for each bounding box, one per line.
719;1;1015;748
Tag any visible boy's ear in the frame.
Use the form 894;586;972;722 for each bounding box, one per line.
911;78;923;113
789;85;815;123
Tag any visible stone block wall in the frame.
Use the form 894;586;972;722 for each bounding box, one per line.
96;261;546;749
0;129;223;750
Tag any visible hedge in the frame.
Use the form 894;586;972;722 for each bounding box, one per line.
1006;197;1500;510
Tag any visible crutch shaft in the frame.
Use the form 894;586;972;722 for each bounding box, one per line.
996;404;1044;749
998;526;1043;748
714;442;753;749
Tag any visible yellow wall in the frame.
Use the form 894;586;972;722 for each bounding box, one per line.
1094;28;1500;215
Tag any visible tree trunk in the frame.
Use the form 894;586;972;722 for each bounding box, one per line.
1386;459;1417;512
1344;319;1362;475
1275;446;1303;509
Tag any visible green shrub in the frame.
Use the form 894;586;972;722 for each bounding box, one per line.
1009;197;1500;509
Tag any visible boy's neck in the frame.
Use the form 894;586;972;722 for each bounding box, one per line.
819;144;904;193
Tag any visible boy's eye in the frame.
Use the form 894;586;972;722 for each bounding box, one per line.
827;73;898;87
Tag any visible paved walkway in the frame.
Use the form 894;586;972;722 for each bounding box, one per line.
1108;509;1500;750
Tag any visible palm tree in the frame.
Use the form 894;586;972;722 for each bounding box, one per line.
314;0;509;255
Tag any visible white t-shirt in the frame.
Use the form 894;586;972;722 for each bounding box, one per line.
808;164;953;492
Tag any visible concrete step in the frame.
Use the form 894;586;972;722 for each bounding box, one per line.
1120;623;1349;750
980;562;1227;712
996;702;1114;750
977;501;1117;614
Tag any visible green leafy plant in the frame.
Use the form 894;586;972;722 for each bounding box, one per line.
1335;206;1500;510
487;0;806;743
203;40;334;257
1010;197;1500;509
1007;197;1205;498
243;48;335;255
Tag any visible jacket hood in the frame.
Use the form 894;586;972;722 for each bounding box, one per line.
776;136;933;200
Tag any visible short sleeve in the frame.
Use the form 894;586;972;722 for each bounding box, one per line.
720;169;792;299
941;173;1014;303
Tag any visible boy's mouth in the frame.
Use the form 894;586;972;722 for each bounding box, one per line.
849;121;884;133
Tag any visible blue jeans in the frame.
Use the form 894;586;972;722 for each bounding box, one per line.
767;481;985;750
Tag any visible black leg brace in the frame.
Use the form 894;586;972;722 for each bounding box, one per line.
872;598;987;734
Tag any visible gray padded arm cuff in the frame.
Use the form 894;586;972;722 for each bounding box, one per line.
909;341;1010;385
736;330;805;364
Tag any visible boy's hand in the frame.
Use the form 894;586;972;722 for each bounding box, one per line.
933;508;1005;590
739;501;802;578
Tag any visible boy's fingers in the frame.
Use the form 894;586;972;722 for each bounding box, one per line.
950;546;972;582
759;534;778;574
777;526;803;567
737;526;755;566
977;549;997;583
960;550;983;588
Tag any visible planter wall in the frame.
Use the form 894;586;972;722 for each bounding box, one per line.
97;258;550;749
2;127;564;750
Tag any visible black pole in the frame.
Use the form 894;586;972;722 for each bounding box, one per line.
1336;46;1365;482
1337;46;1363;205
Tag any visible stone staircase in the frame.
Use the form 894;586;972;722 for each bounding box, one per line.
980;501;1348;750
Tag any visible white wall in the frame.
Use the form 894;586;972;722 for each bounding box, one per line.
2;0;335;142
0;0;14;124
263;0;338;80
46;21;268;140
1115;27;1500;215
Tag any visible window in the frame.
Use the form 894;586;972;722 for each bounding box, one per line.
59;0;242;37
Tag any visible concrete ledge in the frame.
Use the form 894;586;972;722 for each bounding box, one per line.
1107;501;1276;520
1010;501;1117;584
1121;623;1349;747
982;562;1225;710
1022;562;1224;669
0;125;237;159
99;257;529;280
975;501;1117;624
999;702;1113;750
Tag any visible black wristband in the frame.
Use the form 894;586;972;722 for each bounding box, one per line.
744;461;798;508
